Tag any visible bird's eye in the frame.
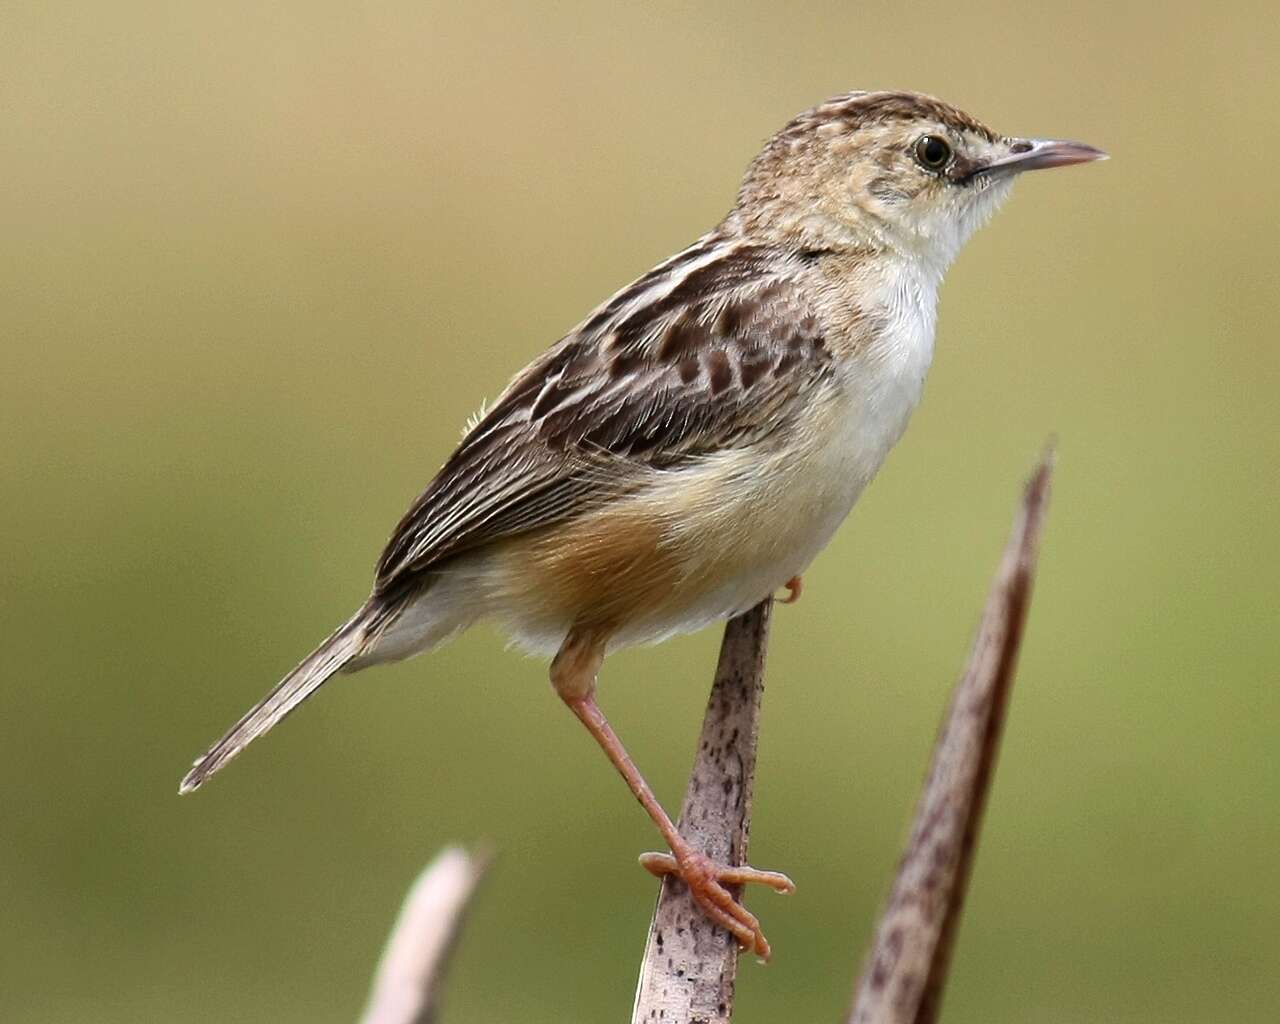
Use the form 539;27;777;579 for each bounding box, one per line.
914;135;952;171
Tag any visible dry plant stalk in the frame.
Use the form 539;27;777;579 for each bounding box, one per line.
360;846;490;1024
848;453;1053;1024
358;453;1052;1024
631;599;775;1024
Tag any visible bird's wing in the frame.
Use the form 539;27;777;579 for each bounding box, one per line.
374;237;835;590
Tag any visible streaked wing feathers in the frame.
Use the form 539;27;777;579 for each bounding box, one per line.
374;238;833;589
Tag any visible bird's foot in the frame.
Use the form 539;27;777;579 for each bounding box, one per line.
779;575;803;604
638;848;795;960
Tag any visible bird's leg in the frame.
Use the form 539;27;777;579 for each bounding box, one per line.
551;628;795;960
779;575;803;604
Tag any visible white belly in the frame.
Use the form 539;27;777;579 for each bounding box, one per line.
628;372;931;645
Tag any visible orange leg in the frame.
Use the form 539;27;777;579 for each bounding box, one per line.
780;575;803;604
552;630;794;959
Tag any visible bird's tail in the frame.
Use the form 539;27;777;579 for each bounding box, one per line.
179;608;371;794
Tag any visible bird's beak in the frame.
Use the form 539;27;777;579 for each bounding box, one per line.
980;138;1108;177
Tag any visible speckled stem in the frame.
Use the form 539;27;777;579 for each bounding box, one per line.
630;599;773;1024
847;451;1053;1024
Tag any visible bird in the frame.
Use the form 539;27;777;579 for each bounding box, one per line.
179;90;1104;959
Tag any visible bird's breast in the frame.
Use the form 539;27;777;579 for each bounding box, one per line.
828;258;939;478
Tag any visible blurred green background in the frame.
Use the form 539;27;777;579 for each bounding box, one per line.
3;2;1278;1021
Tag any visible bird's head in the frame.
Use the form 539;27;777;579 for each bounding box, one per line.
733;91;1105;273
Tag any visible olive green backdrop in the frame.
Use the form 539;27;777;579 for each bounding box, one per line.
3;2;1277;1021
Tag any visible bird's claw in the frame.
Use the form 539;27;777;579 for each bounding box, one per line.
639;849;795;960
779;576;803;605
